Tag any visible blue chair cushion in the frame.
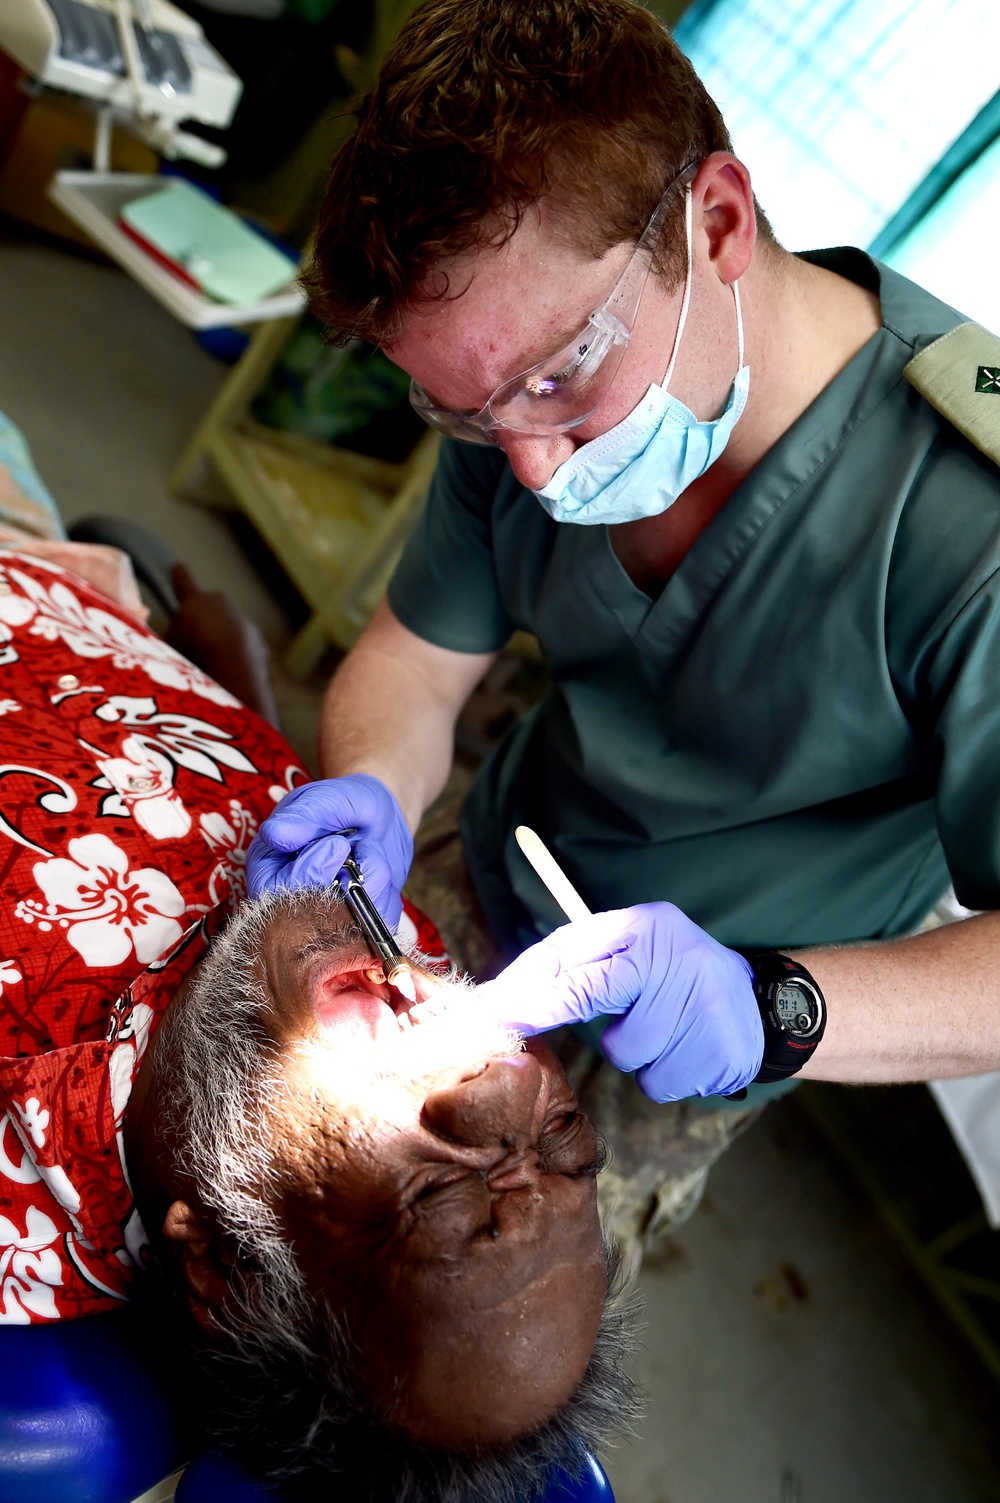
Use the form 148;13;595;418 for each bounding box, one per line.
0;1308;184;1503
176;1450;280;1502
0;1310;616;1503
546;1449;616;1501
177;1446;615;1501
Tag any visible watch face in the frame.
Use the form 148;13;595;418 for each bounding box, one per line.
774;980;821;1037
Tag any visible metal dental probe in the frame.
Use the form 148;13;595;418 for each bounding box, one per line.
337;857;417;1002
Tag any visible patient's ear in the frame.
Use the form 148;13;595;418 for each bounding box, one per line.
161;1199;239;1331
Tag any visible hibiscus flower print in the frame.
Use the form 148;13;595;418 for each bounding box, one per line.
16;834;185;967
0;561;240;708
0;960;21;994
95;735;191;841
12;1098;48;1150
199;801;258;909
0;1205;62;1322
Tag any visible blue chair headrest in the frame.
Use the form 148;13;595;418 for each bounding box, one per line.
177;1446;616;1502
0;1311;616;1503
0;1309;183;1503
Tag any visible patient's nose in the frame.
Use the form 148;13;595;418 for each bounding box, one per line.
421;1053;544;1149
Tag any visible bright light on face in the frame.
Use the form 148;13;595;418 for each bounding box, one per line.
395;977;523;1081
294;971;524;1120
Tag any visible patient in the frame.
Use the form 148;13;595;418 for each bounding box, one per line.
125;885;639;1500
0;462;637;1494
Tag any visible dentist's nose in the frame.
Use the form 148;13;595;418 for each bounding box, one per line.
498;431;576;490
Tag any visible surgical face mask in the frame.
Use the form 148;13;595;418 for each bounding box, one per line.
534;186;750;526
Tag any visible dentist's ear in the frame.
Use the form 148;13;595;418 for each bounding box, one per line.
161;1199;240;1331
693;152;757;284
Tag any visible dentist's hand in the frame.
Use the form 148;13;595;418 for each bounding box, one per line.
245;773;413;927
478;903;763;1101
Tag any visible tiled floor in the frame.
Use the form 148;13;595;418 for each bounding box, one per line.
604;1094;1000;1503
2;228;999;1503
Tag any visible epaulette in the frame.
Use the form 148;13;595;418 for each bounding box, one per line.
904;321;1000;467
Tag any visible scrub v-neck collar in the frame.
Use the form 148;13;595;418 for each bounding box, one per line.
567;249;922;662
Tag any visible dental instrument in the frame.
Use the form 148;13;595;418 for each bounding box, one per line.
337;856;417;1003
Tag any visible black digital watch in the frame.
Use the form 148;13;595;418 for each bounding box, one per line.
740;950;827;1083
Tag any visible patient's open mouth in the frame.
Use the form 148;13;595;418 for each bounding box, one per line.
299;951;524;1105
310;953;437;1049
362;965;422;1019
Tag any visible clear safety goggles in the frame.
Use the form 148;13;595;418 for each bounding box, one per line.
408;164;698;446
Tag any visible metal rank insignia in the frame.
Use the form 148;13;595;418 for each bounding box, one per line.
975;365;1000;394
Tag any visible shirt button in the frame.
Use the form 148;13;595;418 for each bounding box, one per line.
0;583;11;596
128;776;155;793
57;674;79;691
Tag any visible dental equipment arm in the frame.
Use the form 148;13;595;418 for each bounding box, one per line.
1;0;240;168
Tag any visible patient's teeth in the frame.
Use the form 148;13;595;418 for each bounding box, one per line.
391;969;417;1003
407;1000;449;1026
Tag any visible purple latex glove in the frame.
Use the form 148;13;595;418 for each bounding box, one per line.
245;773;413;928
478;903;763;1101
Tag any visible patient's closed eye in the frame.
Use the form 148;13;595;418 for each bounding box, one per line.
538;1110;598;1175
413;1168;472;1204
408;1170;493;1246
540;1108;579;1139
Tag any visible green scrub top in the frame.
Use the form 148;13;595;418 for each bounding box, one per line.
389;249;1000;958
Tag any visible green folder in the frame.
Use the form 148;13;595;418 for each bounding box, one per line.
121;180;298;305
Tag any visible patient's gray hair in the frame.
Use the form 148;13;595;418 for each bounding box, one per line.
152;888;643;1503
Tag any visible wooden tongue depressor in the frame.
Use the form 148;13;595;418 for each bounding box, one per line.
405;827;588;1029
514;826;593;923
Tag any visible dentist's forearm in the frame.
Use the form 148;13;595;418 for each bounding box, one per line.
795;910;1000;1082
319;598;497;831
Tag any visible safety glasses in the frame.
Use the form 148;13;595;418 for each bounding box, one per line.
408;164;697;446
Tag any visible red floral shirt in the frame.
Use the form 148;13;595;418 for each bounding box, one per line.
0;551;449;1322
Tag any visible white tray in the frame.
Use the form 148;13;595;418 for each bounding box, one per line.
48;171;306;329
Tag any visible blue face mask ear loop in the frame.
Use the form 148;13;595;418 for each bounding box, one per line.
660;183;694;393
660;182;745;397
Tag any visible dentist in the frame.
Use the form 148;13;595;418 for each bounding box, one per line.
248;0;1000;1249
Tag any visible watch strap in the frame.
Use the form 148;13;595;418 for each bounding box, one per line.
738;950;827;1084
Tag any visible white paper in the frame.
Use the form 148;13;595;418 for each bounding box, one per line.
930;1074;1000;1228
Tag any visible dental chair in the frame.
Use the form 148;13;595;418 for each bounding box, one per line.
0;1305;616;1503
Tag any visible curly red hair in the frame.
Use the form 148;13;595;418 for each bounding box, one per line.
306;0;739;344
